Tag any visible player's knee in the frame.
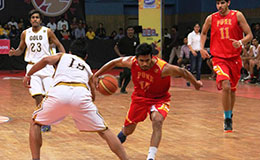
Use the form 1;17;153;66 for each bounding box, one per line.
152;114;164;128
123;125;136;136
222;81;231;91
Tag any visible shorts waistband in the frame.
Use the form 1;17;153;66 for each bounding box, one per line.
55;82;88;89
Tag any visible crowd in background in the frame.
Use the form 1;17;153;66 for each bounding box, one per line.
0;16;125;41
1;15;260;85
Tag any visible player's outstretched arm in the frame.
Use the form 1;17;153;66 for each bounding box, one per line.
9;31;26;56
23;54;63;88
162;64;203;90
93;56;133;86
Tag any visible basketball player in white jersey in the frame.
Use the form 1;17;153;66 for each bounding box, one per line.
9;10;65;131
23;39;129;160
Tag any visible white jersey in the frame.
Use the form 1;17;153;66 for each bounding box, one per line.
53;54;93;95
24;26;53;63
25;26;55;77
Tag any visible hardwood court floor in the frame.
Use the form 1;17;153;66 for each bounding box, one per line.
0;71;260;160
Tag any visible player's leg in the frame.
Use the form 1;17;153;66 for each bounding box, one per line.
212;57;234;132
98;129;129;160
29;75;44;106
147;103;169;160
221;80;233;132
71;95;128;159
118;124;137;143
231;91;236;112
118;101;148;143
146;111;164;160
29;120;42;159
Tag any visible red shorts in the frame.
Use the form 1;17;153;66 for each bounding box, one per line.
124;101;170;127
212;56;242;92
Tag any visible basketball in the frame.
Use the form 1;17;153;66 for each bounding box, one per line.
98;74;118;95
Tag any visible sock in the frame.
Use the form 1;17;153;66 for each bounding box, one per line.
224;110;232;119
146;146;158;160
117;131;127;143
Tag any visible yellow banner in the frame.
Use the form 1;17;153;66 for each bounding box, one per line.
138;0;162;57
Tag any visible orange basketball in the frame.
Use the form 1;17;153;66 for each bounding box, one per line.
98;74;118;95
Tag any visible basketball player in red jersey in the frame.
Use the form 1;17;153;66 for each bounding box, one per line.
93;43;203;160
200;0;253;133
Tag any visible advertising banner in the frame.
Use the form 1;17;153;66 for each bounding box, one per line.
0;39;10;54
139;0;162;57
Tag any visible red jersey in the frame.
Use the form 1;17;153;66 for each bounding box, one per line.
131;56;171;104
210;10;243;58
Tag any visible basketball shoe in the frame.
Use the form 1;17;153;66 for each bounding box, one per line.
41;125;51;132
224;118;232;133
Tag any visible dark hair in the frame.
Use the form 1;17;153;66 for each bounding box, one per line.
126;26;134;30
28;9;43;21
135;43;153;57
216;0;230;2
69;39;88;59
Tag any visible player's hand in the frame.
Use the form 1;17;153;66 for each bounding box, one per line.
229;39;241;48
23;75;31;88
194;80;203;90
8;47;16;56
200;48;210;59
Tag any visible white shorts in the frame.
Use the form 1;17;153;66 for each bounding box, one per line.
32;85;107;132
26;64;55;96
29;75;53;96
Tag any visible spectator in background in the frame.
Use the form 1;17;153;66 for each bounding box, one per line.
188;23;202;80
164;28;171;39
167;26;180;64
47;18;57;33
57;15;69;31
177;37;190;67
253;23;260;39
241;42;253;81
162;28;172;61
114;26;140;94
0;24;8;39
249;38;260;83
70;17;78;39
8;17;18;29
3;24;10;38
114;28;125;41
109;30;117;39
9;25;19;39
95;23;106;39
78;19;87;31
60;24;71;40
18;18;25;31
75;23;85;39
86;26;95;40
